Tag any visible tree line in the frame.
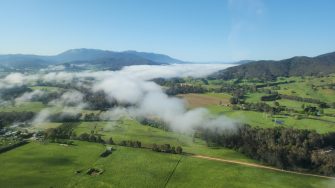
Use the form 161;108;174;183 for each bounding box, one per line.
42;124;185;156
280;94;331;108
0;111;35;128
200;125;335;175
139;118;170;131
231;102;283;115
165;84;206;95
0;86;32;100
152;143;183;154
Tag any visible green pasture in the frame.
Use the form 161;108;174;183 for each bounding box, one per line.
0;141;332;188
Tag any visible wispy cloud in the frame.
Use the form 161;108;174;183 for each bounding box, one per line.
1;63;238;133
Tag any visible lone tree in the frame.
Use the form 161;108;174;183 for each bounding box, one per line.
89;134;97;142
108;137;115;145
176;146;183;154
96;135;104;143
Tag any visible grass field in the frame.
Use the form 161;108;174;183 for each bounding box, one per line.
245;93;320;111
176;91;335;133
167;157;333;188
206;105;335;133
0;141;105;188
265;76;335;103
73;119;255;162
0;141;333;188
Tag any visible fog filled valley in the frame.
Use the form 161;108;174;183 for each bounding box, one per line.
1;58;335;187
0;63;237;133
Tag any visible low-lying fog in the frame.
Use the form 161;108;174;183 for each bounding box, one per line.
0;63;238;134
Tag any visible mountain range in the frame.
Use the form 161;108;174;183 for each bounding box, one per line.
1;49;335;78
211;51;335;80
0;48;185;70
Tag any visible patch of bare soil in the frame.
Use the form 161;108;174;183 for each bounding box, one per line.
86;168;104;176
178;94;229;108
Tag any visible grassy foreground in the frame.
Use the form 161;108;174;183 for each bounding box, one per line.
0;141;333;188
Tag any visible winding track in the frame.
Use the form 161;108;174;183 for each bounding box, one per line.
193;155;335;180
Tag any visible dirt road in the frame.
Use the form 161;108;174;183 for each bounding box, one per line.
193;155;335;180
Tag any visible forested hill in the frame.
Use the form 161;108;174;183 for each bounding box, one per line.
211;51;335;80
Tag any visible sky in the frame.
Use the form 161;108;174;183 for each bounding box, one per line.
0;0;334;62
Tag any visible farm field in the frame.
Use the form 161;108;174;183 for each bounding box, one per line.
0;141;105;188
167;157;333;188
178;93;230;108
270;76;335;103
221;110;335;133
73;120;255;162
245;93;319;110
0;141;333;188
180;94;335;133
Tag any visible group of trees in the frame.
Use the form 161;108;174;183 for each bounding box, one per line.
44;122;103;144
0;86;32;100
44;122;78;140
48;112;82;122
0;140;28;154
82;90;116;110
260;94;280;101
83;113;100;121
139;118;170;131
39;92;62;104
119;140;142;148
152;77;185;87
0;111;35;128
152;143;183;154
217;83;256;97
201;125;335;175
218;83;262;106
77;132;105;143
165;84;206;95
234;102;283;114
303;106;321;116
256;80;295;89
43;123;108;145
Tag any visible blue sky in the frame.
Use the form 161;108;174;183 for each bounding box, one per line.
0;0;334;61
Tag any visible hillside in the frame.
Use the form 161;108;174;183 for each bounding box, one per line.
0;49;183;70
211;52;335;80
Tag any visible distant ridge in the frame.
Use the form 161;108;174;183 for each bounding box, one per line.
0;48;184;70
211;51;335;80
